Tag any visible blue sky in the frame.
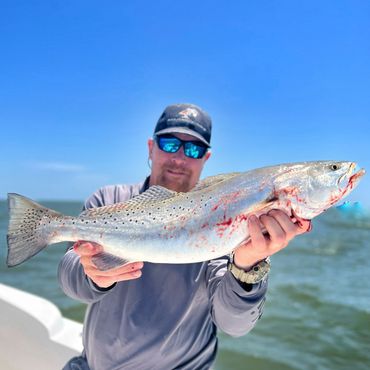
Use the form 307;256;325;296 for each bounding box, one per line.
1;0;369;207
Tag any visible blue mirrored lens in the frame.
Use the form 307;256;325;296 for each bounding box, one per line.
158;137;181;153
157;135;207;159
184;143;207;159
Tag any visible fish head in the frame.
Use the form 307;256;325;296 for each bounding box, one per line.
276;161;365;219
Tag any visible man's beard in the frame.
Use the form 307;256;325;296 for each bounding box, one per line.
157;164;193;192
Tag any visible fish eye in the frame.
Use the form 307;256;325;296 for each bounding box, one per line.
330;164;339;171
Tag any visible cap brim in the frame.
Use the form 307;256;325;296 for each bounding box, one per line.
154;127;211;147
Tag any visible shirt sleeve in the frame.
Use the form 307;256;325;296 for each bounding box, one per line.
57;187;119;304
57;249;116;304
206;256;268;337
58;183;146;304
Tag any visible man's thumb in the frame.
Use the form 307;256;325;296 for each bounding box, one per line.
73;241;102;256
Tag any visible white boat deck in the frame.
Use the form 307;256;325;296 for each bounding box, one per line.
0;283;83;370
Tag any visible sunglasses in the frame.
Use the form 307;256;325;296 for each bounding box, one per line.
155;134;208;159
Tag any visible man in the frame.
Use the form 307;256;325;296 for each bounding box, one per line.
59;103;311;370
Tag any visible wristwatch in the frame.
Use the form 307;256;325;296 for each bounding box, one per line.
228;254;270;284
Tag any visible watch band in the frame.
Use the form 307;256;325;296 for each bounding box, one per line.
228;256;271;284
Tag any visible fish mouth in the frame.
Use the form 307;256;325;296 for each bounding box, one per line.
348;167;366;187
339;162;366;195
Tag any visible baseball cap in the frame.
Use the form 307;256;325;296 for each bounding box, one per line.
154;103;212;147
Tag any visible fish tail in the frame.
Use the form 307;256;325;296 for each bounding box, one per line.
7;193;62;267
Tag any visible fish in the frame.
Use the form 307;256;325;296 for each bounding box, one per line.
6;161;365;270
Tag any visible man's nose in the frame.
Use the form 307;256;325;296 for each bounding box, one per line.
171;147;187;162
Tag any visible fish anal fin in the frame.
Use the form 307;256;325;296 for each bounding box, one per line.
91;252;133;271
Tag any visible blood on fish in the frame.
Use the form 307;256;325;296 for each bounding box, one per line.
274;187;307;207
7;162;364;269
215;214;249;238
216;218;232;227
211;204;219;212
211;190;242;212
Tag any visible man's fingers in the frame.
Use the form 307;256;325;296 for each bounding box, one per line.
88;268;143;288
73;240;145;288
96;269;143;282
267;210;300;239
248;215;267;249
259;213;287;248
294;218;312;233
91;262;144;276
291;209;313;233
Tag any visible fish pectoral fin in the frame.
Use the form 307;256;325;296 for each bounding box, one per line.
91;252;132;271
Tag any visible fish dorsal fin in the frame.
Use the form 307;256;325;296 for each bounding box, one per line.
80;185;178;217
125;185;178;206
192;172;241;192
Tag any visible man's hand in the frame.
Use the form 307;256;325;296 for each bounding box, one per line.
73;241;144;289
234;209;312;270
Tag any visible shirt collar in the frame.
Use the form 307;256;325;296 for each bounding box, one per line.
139;176;151;194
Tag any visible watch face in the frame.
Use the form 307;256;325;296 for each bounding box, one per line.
230;259;270;284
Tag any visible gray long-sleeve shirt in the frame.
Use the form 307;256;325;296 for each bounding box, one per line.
58;178;268;370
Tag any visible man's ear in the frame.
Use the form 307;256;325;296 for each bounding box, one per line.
148;138;154;159
204;150;211;162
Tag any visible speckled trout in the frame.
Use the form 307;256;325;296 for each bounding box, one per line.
7;161;365;270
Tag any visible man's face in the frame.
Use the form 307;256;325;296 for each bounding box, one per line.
148;133;211;193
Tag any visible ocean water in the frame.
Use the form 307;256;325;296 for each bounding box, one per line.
1;199;369;370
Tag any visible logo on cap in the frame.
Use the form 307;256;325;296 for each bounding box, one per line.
178;108;199;120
